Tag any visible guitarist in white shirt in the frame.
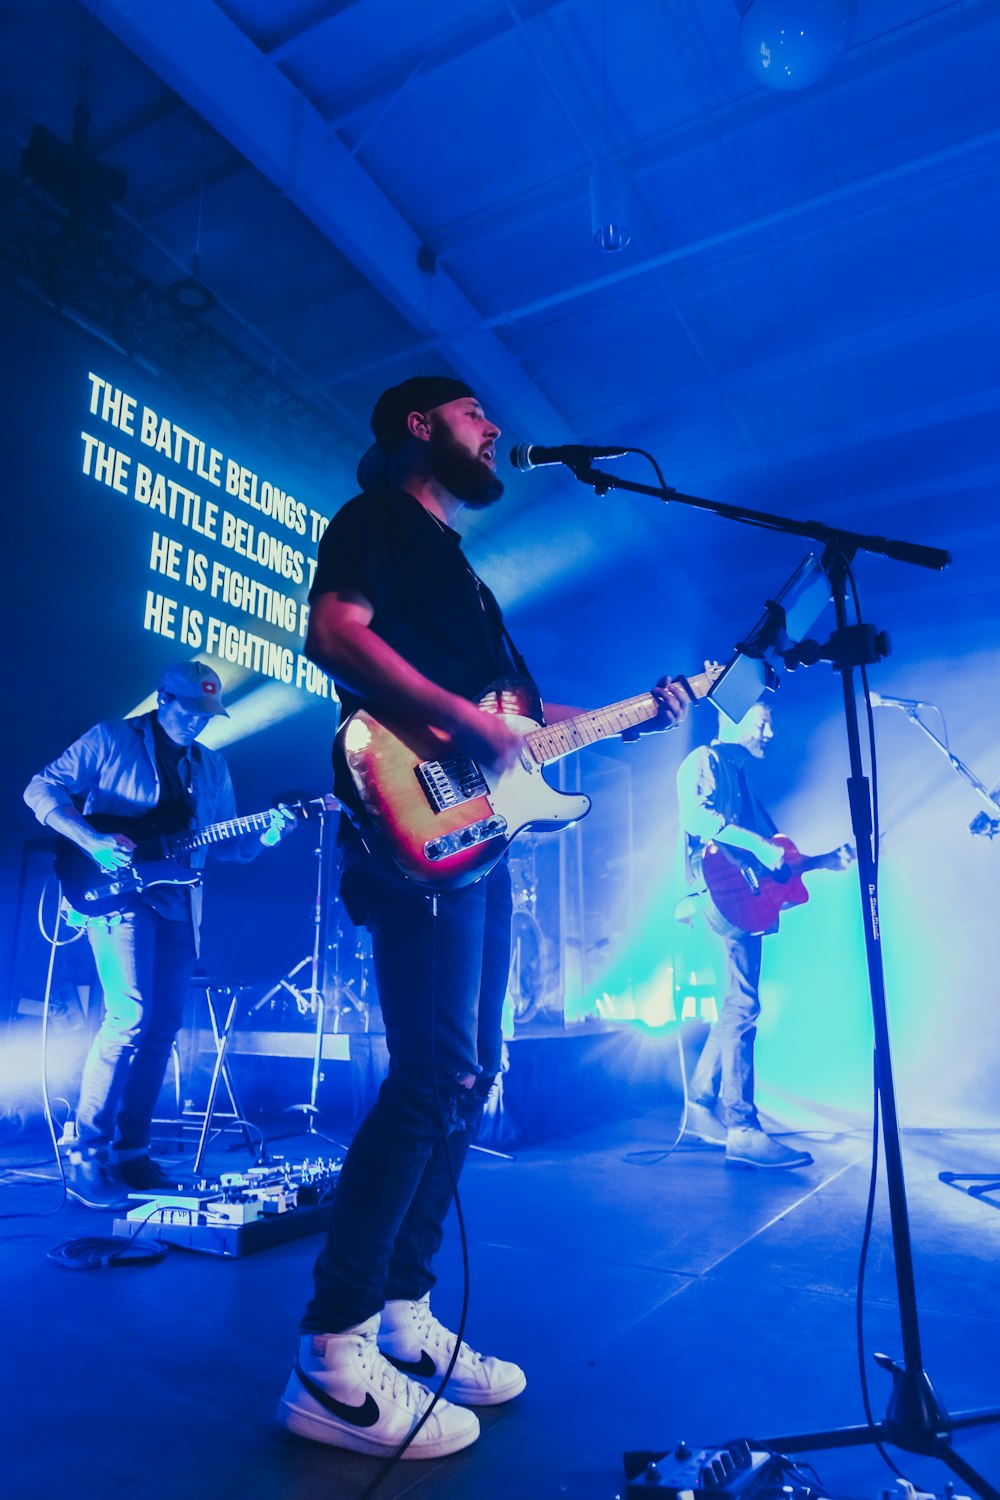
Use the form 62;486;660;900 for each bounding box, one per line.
279;374;691;1462
676;701;852;1169
24;660;294;1208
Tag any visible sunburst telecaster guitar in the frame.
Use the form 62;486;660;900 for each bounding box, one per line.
334;666;723;890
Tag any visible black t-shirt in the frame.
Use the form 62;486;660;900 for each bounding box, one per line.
144;715;197;922
309;488;535;721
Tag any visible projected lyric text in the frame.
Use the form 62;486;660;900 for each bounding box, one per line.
80;372;332;700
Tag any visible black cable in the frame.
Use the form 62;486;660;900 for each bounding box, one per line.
0;884;74;1221
631;446;673;502
623;1015;692;1165
46;1234;168;1269
47;1201;171;1269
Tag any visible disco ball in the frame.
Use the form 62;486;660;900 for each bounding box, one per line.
735;0;857;91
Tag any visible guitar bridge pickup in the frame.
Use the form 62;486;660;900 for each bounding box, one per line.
89;875;142;901
416;755;489;812
424;816;508;862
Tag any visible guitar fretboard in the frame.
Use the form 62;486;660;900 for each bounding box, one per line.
524;669;718;766
170;811;275;854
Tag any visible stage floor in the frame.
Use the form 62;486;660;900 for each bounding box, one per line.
2;1108;1000;1500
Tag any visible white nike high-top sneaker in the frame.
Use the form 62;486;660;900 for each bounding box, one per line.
380;1294;526;1406
278;1314;480;1458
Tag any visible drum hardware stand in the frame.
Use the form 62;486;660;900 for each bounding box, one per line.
253;799;349;1149
562;456;999;1500
186;979;259;1173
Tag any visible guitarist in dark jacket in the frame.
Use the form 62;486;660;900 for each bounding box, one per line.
24;660;293;1209
676;700;844;1169
279;374;691;1461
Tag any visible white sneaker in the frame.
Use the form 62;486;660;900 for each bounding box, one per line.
277;1316;480;1458
683;1100;727;1146
380;1294;526;1407
726;1127;813;1169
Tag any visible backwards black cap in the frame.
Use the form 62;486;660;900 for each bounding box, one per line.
356;374;476;492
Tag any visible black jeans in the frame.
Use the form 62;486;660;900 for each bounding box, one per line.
301;842;512;1333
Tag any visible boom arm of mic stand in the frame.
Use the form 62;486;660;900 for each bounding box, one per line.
888;708;1000;814
568;464;952;572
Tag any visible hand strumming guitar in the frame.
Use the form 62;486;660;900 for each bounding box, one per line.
443;694;524;773
42;803;137;872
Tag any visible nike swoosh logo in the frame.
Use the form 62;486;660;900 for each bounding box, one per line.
294;1362;381;1427
384;1349;437;1379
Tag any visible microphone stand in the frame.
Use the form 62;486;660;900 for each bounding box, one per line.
561;458;999;1499
876;703;1000;827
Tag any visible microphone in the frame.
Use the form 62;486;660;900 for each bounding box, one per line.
870;692;934;710
510;443;628;472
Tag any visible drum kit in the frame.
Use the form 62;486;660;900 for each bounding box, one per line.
219;821;562;1145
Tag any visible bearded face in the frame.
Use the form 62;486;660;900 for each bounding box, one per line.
426;412;504;507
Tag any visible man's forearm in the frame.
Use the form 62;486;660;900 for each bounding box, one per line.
41;804;99;853
712;823;776;859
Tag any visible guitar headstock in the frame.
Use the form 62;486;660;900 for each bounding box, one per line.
679;660;726;704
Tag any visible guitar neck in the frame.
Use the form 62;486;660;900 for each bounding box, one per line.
524;669;719;767
169;810;275;856
797;849;841;874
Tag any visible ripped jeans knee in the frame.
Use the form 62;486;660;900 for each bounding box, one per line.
446;1068;499;1133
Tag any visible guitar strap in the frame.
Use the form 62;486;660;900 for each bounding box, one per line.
735;763;778;838
477;586;540;707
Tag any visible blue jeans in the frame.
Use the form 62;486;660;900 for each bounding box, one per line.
78;907;196;1155
689;919;763;1130
301;842;512;1333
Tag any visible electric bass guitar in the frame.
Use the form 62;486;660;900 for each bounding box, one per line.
334;666;723;891
55;797;336;917
702;835;854;936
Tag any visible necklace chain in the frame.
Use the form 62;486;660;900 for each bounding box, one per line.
423;506;485;610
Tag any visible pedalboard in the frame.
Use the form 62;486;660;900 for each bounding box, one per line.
113;1157;340;1257
623;1441;782;1498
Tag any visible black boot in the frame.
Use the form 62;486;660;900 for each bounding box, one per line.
118;1155;183;1192
65;1152;132;1211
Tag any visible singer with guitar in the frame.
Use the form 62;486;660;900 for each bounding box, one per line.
676;700;853;1169
23;661;295;1210
278;375;690;1462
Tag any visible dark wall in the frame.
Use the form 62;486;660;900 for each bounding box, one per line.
1;283;345;1015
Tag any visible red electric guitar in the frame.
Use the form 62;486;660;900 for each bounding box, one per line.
702;835;855;936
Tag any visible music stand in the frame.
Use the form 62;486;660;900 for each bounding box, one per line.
558;453;999;1500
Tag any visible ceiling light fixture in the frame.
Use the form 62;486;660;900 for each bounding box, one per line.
591;0;629;252
734;0;857;91
590;159;630;252
166;132;217;314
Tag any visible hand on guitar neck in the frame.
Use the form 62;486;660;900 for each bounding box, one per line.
442;671;693;771
817;842;856;871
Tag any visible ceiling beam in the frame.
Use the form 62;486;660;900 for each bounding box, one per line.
428;0;999;265
84;0;573;445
